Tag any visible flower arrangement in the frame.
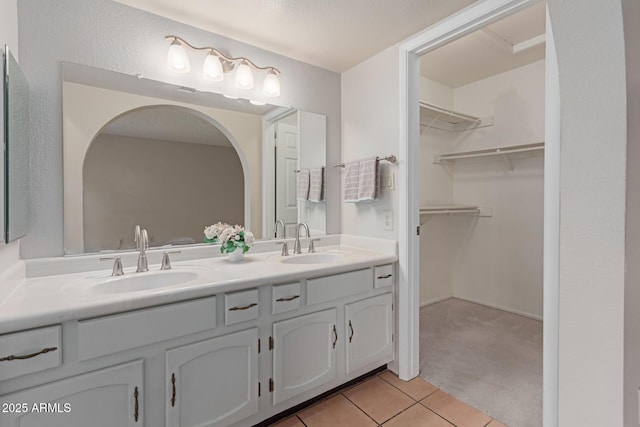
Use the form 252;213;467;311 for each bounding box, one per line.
205;222;255;254
203;222;227;243
219;224;255;254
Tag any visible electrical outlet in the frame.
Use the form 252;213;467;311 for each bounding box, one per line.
383;210;393;231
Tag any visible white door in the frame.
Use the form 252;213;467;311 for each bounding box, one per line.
0;360;143;427
345;293;394;374
165;328;258;427
272;308;337;405
275;121;299;237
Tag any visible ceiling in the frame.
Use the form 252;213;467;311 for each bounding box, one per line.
420;2;546;87
112;0;477;72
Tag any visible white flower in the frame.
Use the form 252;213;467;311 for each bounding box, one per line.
244;231;255;247
234;234;241;241
204;225;217;240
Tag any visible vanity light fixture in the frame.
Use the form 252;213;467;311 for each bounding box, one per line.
165;35;281;97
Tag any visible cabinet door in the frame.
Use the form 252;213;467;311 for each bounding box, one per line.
0;360;143;427
345;293;393;374
165;328;258;427
272;308;337;405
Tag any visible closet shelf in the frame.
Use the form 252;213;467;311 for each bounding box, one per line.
434;142;545;170
420;101;493;132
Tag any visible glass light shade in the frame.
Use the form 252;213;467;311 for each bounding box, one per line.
167;41;190;73
203;53;223;81
263;71;281;97
235;62;254;90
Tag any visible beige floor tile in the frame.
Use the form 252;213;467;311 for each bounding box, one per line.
343;376;415;424
383;404;454;427
420;390;492;427
297;394;376;427
271;415;306;426
486;420;508;427
379;371;439;400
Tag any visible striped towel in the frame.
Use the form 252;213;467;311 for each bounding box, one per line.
357;157;378;202
308;167;324;202
297;169;310;201
343;161;360;203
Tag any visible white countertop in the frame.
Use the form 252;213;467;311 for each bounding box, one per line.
0;241;397;335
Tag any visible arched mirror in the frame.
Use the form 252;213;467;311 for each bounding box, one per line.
62;63;327;254
82;106;244;252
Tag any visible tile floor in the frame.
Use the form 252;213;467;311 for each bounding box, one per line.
270;371;507;427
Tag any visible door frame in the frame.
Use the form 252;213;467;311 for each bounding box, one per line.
396;0;559;425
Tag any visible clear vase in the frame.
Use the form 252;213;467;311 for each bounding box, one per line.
227;248;244;262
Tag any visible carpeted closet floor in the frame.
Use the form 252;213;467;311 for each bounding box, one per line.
419;298;542;427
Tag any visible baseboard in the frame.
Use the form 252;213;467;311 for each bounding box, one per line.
420;294;453;307
453;295;543;321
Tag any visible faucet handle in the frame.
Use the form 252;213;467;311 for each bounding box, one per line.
308;238;321;253
276;241;289;256
161;250;181;270
100;256;124;276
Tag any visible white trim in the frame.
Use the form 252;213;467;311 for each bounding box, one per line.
420;295;453;308
396;0;553;404
452;296;543;321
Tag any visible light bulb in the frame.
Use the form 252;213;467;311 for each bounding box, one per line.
203;52;223;81
263;70;280;97
235;61;254;90
167;40;190;73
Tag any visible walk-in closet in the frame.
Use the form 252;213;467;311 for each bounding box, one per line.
417;3;545;426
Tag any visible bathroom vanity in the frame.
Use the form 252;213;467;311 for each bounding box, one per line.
0;239;396;426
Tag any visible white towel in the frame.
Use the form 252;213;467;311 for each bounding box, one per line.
343;161;360;203
357;157;378;202
308;167;324;202
297;169;310;201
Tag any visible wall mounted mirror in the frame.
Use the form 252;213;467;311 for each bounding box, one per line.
62;63;326;254
3;45;30;243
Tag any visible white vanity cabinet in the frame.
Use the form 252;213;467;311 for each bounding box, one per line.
0;360;143;427
165;328;258;427
345;293;394;374
271;309;337;405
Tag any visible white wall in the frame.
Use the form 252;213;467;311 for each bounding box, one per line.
418;76;455;305
450;61;544;319
548;1;627;425
63;81;262;253
341;46;399;239
0;0;21;273
623;0;640;425
17;0;341;258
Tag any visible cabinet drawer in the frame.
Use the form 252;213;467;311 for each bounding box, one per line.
307;269;373;305
272;282;302;315
0;325;61;381
225;289;259;325
78;297;216;361
374;264;394;289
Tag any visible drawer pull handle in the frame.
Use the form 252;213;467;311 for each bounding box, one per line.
0;346;58;361
171;373;177;407
134;386;139;422
377;274;392;279
349;320;354;343
229;302;258;311
332;325;338;349
275;295;300;302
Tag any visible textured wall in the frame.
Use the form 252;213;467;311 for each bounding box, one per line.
547;0;627;424
17;0;341;258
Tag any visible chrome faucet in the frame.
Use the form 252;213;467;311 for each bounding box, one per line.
274;219;289;256
136;228;149;272
293;222;310;254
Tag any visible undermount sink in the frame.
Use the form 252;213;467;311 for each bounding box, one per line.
87;271;200;294
280;253;344;265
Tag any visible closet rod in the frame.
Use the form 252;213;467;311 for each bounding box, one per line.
293;167;325;173
334;155;396;168
419;101;482;124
